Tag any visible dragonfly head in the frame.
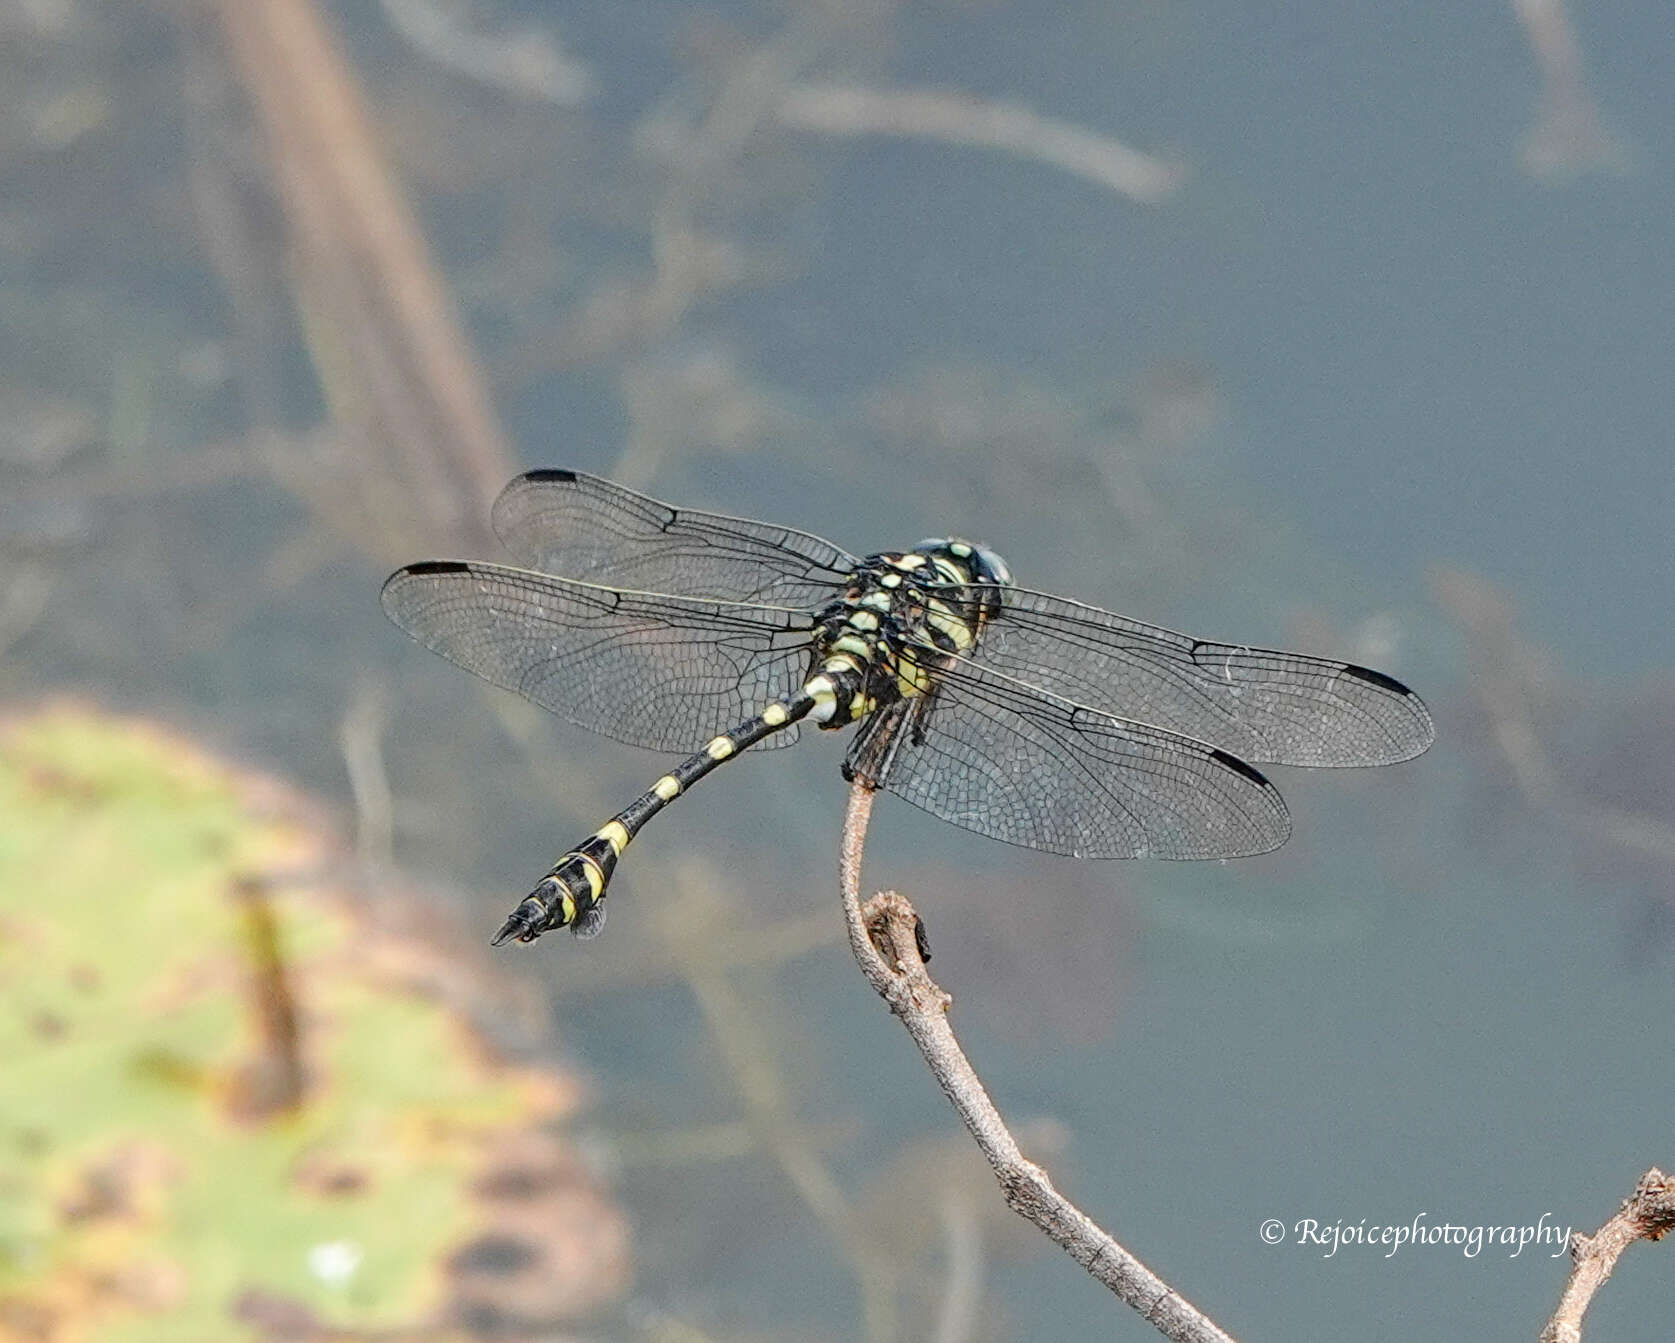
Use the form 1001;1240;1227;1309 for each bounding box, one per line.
913;538;1013;587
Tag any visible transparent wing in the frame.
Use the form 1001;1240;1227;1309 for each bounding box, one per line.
846;657;1291;859
381;560;815;751
914;585;1434;767
491;469;860;605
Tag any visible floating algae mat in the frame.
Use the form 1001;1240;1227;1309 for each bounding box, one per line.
0;705;626;1342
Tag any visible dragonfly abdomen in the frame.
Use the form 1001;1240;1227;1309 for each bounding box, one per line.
492;671;859;943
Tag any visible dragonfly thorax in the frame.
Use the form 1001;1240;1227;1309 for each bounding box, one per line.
806;543;1013;729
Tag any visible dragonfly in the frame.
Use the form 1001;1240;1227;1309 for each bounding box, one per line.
381;469;1434;946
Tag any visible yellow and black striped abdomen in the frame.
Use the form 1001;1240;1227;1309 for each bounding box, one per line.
491;689;824;943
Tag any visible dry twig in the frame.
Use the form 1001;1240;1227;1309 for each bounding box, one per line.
1540;1167;1674;1343
838;782;1236;1343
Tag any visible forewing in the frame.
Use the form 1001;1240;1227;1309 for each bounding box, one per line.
382;560;814;750
922;585;1435;767
847;657;1291;859
492;469;859;605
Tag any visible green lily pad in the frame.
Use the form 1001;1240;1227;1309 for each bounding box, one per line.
0;705;627;1342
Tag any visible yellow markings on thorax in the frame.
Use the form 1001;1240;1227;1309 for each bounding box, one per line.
845;608;881;631
557;888;578;926
921;595;977;651
598;820;631;857
830;633;873;660
705;735;736;761
762;702;789;727
653;774;681;801
895;652;935;697
890;553;927;570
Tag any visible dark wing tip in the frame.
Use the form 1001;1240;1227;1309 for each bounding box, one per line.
1199;746;1286;854
1205;747;1291;857
1341;663;1438;758
381;560;473;618
1208;747;1273;790
515;467;580;484
1341;663;1411;696
383;555;482;636
391;559;473;579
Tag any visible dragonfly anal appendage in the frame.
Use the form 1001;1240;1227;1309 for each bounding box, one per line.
490;886;554;945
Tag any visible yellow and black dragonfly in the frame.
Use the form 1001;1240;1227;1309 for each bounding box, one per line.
382;470;1434;945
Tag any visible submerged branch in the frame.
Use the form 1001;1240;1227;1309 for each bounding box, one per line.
209;0;515;557
779;84;1188;204
1434;567;1675;872
668;869;899;1343
838;782;1237;1343
1510;0;1631;180
376;0;595;105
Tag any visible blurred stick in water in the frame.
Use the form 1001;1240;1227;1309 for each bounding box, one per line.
838;783;1237;1343
208;0;515;559
1433;567;1675;870
778;84;1188;204
376;0;595;106
932;1189;983;1343
339;679;395;876
1510;0;1630;181
661;866;901;1342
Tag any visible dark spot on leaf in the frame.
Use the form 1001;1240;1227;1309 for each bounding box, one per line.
450;1234;538;1276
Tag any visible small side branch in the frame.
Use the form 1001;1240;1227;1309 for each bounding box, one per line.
838;783;1237;1343
1540;1168;1675;1343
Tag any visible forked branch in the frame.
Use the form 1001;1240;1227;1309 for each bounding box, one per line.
838;782;1237;1343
